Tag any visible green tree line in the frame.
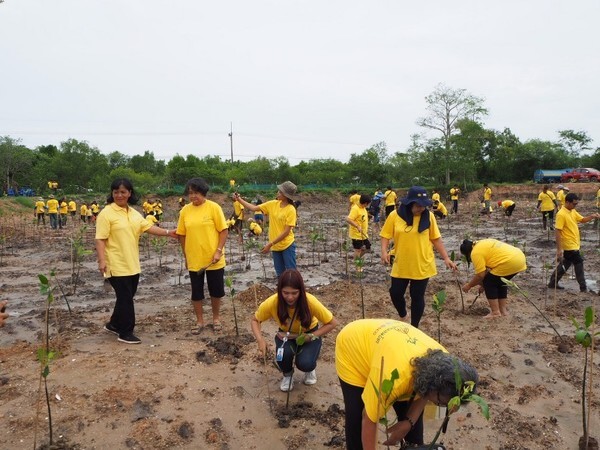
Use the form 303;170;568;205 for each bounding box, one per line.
2;84;599;194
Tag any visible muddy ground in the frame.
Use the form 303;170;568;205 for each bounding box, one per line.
1;184;599;450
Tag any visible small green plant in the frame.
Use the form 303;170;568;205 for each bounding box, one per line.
150;236;168;268
244;236;260;270
370;357;401;446
354;257;366;319
309;226;324;266
432;290;447;343
35;272;59;448
571;306;599;450
225;276;239;336
69;225;93;295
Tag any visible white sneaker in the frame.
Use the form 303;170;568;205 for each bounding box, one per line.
303;369;317;385
280;375;294;392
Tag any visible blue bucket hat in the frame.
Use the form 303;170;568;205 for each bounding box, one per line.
400;186;433;207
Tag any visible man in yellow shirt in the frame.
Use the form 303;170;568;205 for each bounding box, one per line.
383;186;397;219
432;200;447;219
46;194;60;230
460;239;527;318
449;184;460;214
548;193;600;292
59;197;68;228
68;199;77;220
556;185;569;207
482;184;492;217
35;197;46;226
536;185;557;230
497;200;516;217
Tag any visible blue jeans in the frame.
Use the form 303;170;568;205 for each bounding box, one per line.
272;242;296;277
274;329;322;374
49;213;59;229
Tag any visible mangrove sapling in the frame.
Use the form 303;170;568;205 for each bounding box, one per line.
501;277;569;352
571;306;599;450
425;361;490;450
244;237;260;270
354;257;366;319
450;251;465;313
370;358;400;448
309;226;323;266
225;276;239;336
321;221;329;263
432;290;447;344
35;273;59;449
150;236;168;268
69;225;92;295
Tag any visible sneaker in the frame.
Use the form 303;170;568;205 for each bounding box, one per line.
104;323;119;336
280;375;294;392
118;334;141;344
547;283;564;290
303;370;317;385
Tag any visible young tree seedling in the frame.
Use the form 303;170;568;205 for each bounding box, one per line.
150;236;168;268
69;225;92;295
225;275;238;336
450;251;465;313
571;306;599;450
432;290;447;344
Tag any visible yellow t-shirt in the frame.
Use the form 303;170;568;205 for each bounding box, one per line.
348;204;369;240
556;190;567;207
538;191;556;212
80;204;87;216
146;214;158;224
254;292;333;333
68;200;76;212
259;200;296;251
335;319;446;423
46;199;59;214
35;201;45;213
450;188;459;200
434;202;448;216
384;190;397;207
501;200;515;209
380;210;441;280
233;200;244;219
249;222;263;236
177;200;227;271
349;193;361;208
91;203;100;214
95;203;153;276
555;207;583;251
470;239;527;277
59;201;68;214
483;187;492;201
431;193;440;202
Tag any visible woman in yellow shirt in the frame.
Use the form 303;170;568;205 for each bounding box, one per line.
251;269;338;391
234;181;298;277
177;178;228;333
380;187;456;328
96;178;177;344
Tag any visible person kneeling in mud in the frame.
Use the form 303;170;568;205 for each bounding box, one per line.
460;239;527;319
251;269;338;392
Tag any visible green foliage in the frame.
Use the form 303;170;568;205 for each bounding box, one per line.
571;306;599;348
432;290;447;315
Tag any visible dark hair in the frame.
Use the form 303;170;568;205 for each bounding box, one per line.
185;178;210;196
359;194;371;205
460;239;473;263
565;193;579;203
107;178;138;205
412;349;479;399
276;269;312;329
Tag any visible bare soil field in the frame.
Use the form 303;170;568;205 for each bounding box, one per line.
1;184;599;450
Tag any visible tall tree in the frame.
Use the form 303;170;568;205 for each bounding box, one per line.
417;83;488;184
0;136;34;192
558;129;593;156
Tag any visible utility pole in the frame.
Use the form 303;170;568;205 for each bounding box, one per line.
228;122;234;163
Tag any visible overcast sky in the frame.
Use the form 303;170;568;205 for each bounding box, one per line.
1;1;599;164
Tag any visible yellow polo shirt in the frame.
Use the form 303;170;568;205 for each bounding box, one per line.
177;200;227;271
46;199;59;214
335;319;445;423
450;188;459;200
249;222;263;236
59;201;68;214
348;204;369;240
434;202;448;216
483;187;492;201
95;203;153;276
556;190;567;207
555;207;583;251
432;193;440;202
470;239;527;276
380;210;441;280
538;191;556;212
259;200;296;251
35;201;45;213
349;193;361;208
233;200;244;220
255;292;333;333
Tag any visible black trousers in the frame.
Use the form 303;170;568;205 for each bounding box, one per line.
108;274;140;336
339;378;424;450
549;250;586;291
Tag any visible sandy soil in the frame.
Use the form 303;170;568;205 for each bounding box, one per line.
1;184;599;450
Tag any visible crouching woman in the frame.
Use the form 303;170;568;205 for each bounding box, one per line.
251;269;338;392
